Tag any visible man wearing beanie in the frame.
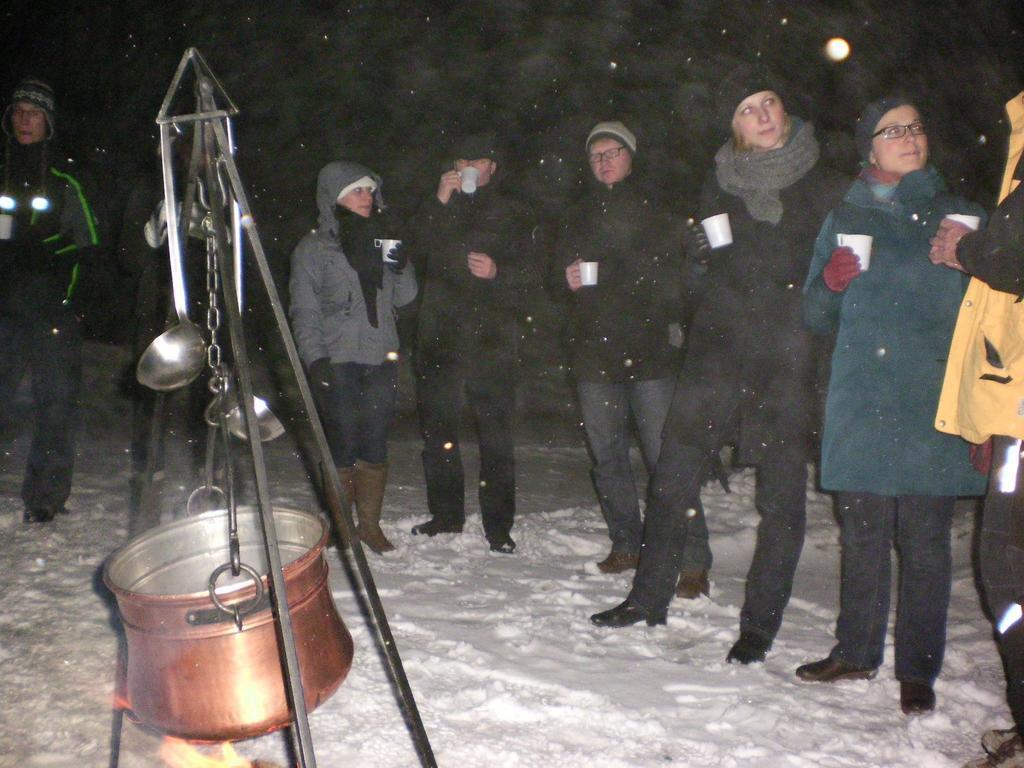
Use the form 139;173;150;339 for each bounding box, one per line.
410;131;537;553
550;120;691;578
0;77;101;523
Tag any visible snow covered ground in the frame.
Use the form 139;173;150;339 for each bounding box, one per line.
0;342;1009;767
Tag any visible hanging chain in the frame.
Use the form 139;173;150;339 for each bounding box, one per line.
205;221;222;376
202;207;243;580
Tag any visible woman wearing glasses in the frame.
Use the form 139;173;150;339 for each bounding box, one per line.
799;96;986;715
551;121;687;576
591;67;844;665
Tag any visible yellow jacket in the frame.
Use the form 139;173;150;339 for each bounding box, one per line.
935;91;1024;442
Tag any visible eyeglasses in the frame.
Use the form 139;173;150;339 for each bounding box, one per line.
872;121;926;140
588;145;627;164
12;107;45;120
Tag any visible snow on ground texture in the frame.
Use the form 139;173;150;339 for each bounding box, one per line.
0;343;1009;767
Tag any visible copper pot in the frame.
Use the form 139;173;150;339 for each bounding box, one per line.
104;506;353;741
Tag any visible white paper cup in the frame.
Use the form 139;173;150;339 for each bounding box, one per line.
944;214;981;231
373;238;402;264
0;213;12;240
701;213;732;249
460;166;479;194
837;233;873;271
579;261;599;286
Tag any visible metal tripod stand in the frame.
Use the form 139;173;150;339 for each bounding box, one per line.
125;47;436;768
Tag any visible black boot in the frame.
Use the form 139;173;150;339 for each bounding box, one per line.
795;656;877;682
23;506;58;523
411;517;464;536
899;681;935;715
726;632;772;665
488;534;516;554
590;600;666;628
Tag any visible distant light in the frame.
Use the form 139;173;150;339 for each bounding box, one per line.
825;37;851;61
0;195;14;211
31;195;50;211
609;61;618;70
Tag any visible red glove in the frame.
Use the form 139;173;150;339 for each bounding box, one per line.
823;246;862;292
969;438;993;475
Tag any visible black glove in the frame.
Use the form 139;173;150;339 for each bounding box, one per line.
684;219;711;264
698;450;731;493
384;240;407;271
308;357;333;390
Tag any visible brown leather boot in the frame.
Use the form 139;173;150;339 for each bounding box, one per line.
353;460;395;554
675;566;710;599
596;551;640;574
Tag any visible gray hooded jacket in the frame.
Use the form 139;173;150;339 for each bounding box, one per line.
289;161;417;366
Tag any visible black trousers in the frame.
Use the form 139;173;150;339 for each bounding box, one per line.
629;430;806;638
0;317;82;511
416;368;516;542
980;436;1024;732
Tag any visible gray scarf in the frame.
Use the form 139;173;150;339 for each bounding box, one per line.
714;118;820;224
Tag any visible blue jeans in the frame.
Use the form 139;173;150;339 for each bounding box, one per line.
627;433;714;614
577;377;676;554
831;492;955;684
317;361;398;468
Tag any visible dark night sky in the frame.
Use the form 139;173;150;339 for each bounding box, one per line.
2;1;1024;361
4;1;1024;229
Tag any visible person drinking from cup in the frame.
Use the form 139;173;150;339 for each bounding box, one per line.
550;121;687;575
799;96;986;715
289;161;417;553
591;67;844;665
409;132;536;553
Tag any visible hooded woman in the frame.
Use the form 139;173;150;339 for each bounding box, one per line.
289;161;417;553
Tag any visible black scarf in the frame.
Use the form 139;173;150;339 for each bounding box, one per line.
336;206;383;328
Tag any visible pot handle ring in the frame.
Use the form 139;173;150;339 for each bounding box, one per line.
208;561;264;631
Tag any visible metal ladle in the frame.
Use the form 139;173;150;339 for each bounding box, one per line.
136;124;206;391
204;366;284;443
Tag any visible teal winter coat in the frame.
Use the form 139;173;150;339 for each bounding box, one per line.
803;166;987;496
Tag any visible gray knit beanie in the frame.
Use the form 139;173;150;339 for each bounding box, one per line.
586;121;637;154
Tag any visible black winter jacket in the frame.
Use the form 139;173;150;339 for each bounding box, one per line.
665;163;845;465
0;141;100;327
412;184;535;378
957;175;1024;295
551;180;684;383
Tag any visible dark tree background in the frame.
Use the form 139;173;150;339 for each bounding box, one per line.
3;0;1023;428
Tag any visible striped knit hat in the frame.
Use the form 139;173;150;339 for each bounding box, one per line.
5;78;56;138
